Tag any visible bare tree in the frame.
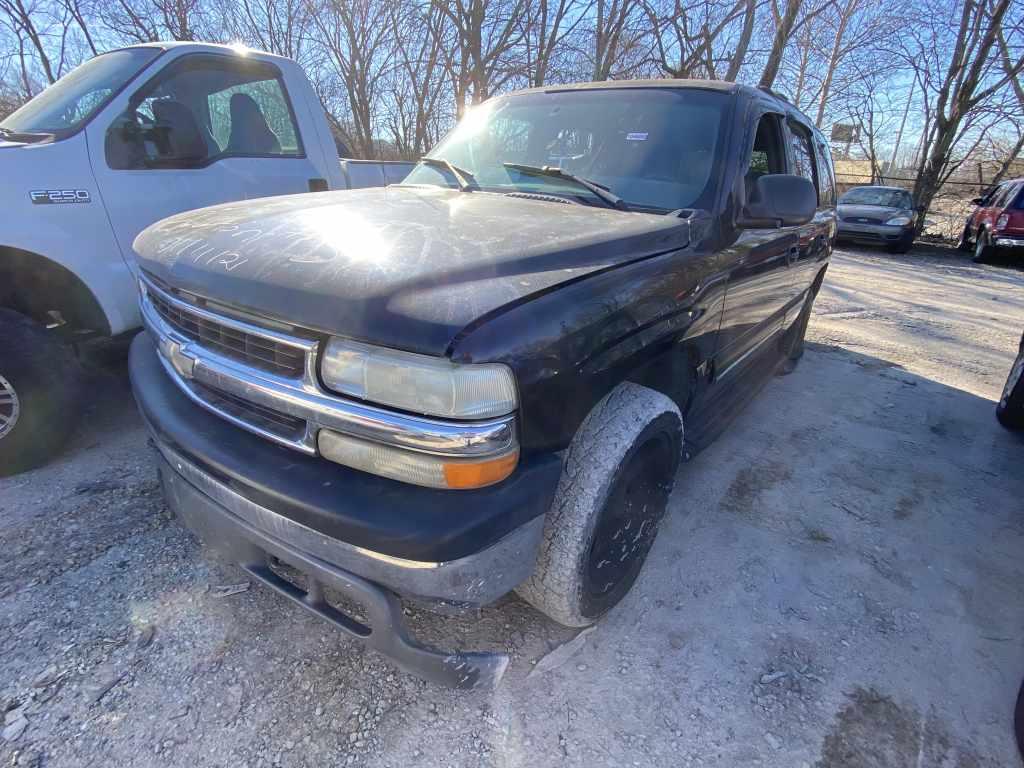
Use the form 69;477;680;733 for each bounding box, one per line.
905;0;1024;228
643;0;753;79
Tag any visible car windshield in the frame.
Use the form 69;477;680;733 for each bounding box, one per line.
402;88;728;213
0;48;161;136
840;187;913;209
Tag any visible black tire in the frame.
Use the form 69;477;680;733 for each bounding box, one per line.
887;232;914;254
1015;678;1024;763
973;231;994;263
996;335;1024;430
515;383;683;627
0;309;82;476
957;223;973;252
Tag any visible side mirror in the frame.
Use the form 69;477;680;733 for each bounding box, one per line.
738;174;817;228
970;197;984;206
915;204;926;213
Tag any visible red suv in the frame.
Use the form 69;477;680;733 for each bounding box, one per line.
960;178;1024;262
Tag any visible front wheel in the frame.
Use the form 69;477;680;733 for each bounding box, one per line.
973;232;994;263
0;309;83;476
996;335;1024;430
515;383;683;627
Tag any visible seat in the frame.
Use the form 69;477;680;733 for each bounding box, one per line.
226;93;281;155
151;99;208;162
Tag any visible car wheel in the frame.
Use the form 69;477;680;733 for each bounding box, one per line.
957;223;973;252
0;309;83;476
515;383;683;627
996;335;1024;430
887;232;914;254
973;231;994;263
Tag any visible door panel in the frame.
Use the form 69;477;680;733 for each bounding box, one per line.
713;111;795;382
86;52;321;263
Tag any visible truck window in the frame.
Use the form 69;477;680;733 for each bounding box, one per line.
746;114;786;199
105;54;303;170
788;121;819;203
207;79;300;154
815;139;836;206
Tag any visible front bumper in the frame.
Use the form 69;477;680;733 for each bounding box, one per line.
130;333;563;687
994;234;1024;249
836;221;912;245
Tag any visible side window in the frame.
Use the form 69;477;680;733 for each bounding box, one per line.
207;78;300;155
788;121;819;204
746;114;786;199
815;139;836;206
105;55;302;170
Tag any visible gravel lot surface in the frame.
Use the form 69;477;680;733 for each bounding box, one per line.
1;245;1023;768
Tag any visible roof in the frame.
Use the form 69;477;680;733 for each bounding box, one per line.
510;78;739;98
120;41;292;63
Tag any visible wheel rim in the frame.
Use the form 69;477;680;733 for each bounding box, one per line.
0;374;20;439
582;435;673;616
975;236;985;258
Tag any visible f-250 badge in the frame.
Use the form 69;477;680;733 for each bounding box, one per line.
30;189;91;205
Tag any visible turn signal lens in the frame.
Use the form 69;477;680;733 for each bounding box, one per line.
317;429;518;489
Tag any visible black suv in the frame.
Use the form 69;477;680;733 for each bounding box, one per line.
129;80;836;688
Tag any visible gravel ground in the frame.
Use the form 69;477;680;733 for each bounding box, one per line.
1;245;1023;768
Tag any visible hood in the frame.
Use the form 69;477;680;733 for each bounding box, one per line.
133;185;690;355
837;203;906;221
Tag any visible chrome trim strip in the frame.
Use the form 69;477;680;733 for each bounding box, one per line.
139;276;517;458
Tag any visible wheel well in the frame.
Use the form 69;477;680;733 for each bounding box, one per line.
0;246;109;335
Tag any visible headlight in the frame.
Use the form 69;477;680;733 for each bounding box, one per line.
885;215;912;226
321;337;517;419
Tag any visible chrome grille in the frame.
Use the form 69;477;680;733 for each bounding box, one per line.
841;215;885;224
191;381;306;440
147;288;306;378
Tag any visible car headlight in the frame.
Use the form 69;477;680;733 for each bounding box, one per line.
885;215;912;226
320;337;518;419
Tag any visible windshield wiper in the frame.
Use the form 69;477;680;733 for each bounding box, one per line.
418;156;476;192
502;163;629;211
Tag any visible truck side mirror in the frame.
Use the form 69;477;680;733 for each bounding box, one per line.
970;197;984;206
738;174;817;228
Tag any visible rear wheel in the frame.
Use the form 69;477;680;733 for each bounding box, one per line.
0;309;83;476
515;383;683;627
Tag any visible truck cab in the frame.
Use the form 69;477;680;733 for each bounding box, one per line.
0;42;403;474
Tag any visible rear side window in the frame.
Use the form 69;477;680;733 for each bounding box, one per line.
991;183;1015;208
815;140;836;206
788;121;819;203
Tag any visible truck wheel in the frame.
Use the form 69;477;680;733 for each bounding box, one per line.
0;309;82;476
996;337;1024;430
957;224;973;252
515;383;682;627
973;232;993;263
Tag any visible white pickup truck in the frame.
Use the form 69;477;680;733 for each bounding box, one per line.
0;42;413;474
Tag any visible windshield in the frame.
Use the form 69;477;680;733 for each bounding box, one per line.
403;88;728;212
0;48;161;137
840;187;913;209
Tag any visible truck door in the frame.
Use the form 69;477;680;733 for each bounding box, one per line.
784;119;830;312
87;52;324;262
714;112;799;381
